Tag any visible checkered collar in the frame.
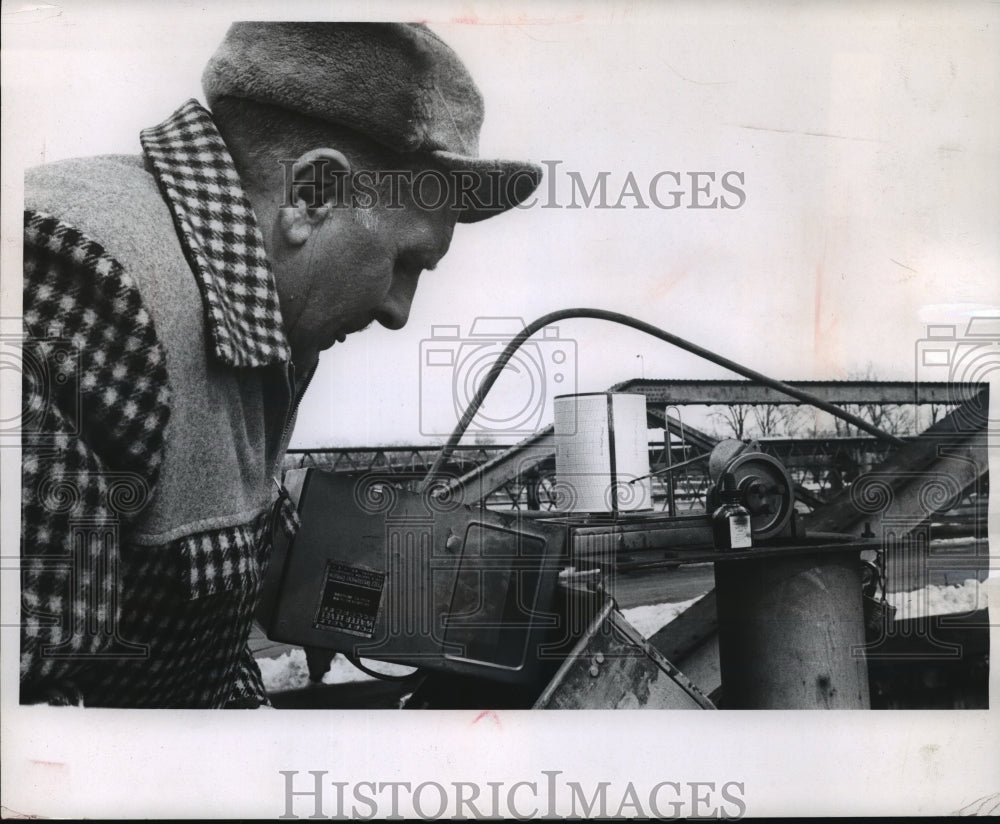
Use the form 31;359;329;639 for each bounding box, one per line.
140;100;291;368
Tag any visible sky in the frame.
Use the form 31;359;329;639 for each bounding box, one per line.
3;0;997;448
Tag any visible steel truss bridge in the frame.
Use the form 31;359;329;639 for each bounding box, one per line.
284;379;988;523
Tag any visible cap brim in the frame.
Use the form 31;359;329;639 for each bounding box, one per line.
429;151;542;223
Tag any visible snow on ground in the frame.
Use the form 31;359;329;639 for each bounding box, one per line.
258;581;990;693
886;577;988;620
257;650;415;693
620;596;702;637
259;599;703;693
257;649;313;693
927;537;989;548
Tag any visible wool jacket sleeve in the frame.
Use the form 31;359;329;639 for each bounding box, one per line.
21;103;291;708
20;210;172;703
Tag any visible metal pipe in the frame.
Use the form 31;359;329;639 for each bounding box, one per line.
714;549;871;709
663;405;686;517
629;450;710;482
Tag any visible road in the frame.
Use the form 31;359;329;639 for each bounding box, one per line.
609;562;715;609
608;536;992;610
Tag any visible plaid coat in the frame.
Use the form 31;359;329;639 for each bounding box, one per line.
21;101;300;707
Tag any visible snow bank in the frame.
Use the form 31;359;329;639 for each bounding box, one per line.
615;580;990;635
619;596;702;637
258;599;702;693
257;650;415;693
615;580;990;636
886;578;988;620
257;649;313;693
258;581;991;693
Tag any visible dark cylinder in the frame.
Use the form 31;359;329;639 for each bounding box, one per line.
714;550;870;709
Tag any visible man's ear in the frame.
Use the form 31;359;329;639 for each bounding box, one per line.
278;148;352;246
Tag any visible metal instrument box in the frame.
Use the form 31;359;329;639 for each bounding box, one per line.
257;469;569;684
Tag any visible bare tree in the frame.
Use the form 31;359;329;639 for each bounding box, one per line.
709;404;753;439
832;363;914;436
924;403;944;430
751;404;804;438
709;403;807;440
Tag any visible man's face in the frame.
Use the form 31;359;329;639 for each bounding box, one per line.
271;185;458;367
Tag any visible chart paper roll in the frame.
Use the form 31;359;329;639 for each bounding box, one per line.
553;393;651;513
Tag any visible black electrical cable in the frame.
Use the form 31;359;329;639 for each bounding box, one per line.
421;308;904;490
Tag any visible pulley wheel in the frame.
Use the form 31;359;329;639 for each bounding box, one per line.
708;443;794;540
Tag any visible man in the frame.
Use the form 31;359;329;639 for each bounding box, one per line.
20;22;541;707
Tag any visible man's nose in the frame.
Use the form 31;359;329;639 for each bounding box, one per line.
374;275;418;330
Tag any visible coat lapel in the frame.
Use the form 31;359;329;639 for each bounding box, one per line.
141;100;291;368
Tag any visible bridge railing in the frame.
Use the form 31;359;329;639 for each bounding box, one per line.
282;435;922;513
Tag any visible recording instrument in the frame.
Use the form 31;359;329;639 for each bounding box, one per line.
256;435;800;683
258;308;886;704
256;469;567;684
